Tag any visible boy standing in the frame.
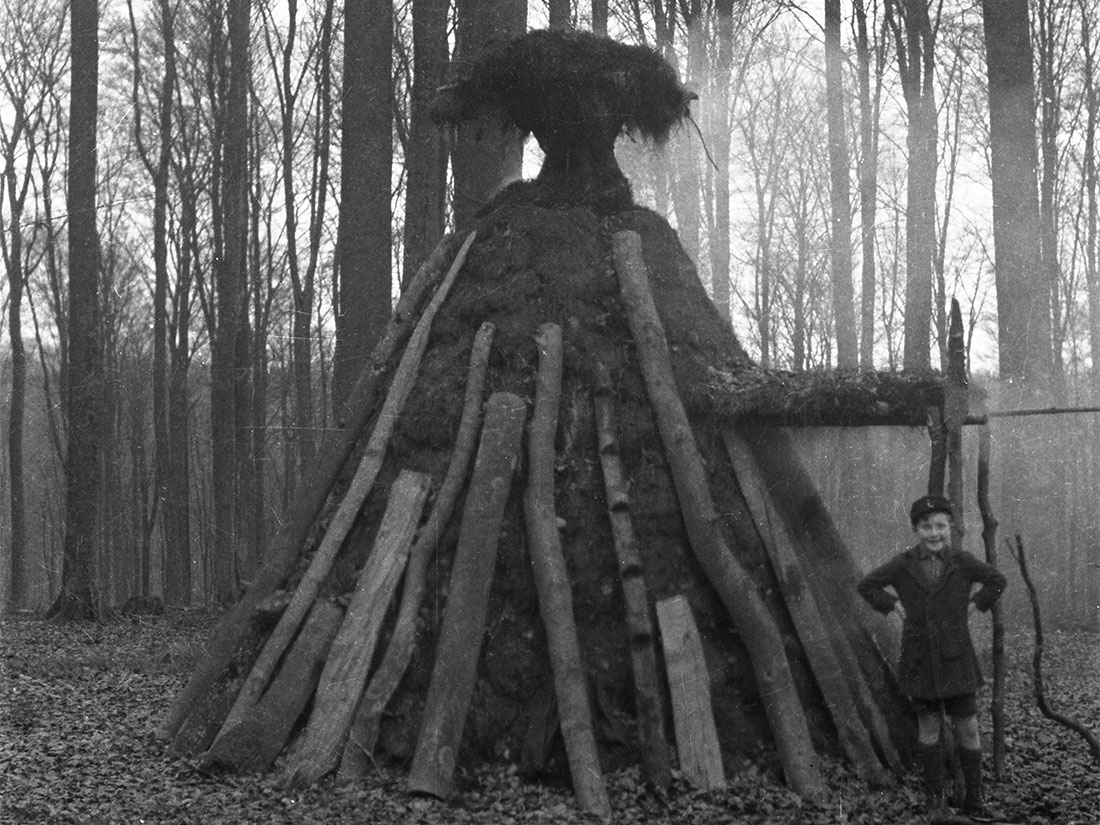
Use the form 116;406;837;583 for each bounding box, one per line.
858;495;1006;823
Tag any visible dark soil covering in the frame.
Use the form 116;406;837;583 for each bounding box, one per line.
2;612;1096;824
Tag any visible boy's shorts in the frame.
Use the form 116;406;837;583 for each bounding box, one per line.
910;693;978;716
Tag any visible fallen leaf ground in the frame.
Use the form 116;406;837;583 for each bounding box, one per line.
1;612;1096;824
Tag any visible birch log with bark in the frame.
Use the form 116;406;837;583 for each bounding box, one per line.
592;362;670;791
207;232;476;754
284;469;432;788
407;392;527;800
338;321;496;781
524;324;611;821
162;232;469;749
612;229;824;800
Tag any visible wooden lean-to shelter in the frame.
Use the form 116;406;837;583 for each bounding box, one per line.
160;30;945;818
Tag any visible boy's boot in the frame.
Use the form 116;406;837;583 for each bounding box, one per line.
957;747;1000;822
917;743;949;822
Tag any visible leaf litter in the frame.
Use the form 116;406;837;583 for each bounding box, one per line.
1;613;1095;824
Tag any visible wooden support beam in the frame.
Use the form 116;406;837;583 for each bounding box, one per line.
593;363;671;792
655;596;725;791
284;470;432;788
524;325;611;820
612;229;824;800
338;321;496;781
407;392;526;800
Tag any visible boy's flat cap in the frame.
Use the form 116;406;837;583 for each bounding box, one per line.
910;494;953;525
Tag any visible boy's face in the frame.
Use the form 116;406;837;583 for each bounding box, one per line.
913;511;952;554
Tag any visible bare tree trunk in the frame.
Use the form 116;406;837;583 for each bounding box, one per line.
402;0;449;285
854;0;882;370
333;0;394;408
888;0;937;370
981;0;1051;386
210;0;253;602
51;0;103;620
548;0;570;29
825;0;857;368
451;0;526;226
1082;0;1100;401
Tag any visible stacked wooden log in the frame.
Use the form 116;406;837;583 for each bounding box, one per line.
162;219;906;819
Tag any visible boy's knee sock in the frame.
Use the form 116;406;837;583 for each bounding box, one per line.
957;747;983;808
917;742;946;797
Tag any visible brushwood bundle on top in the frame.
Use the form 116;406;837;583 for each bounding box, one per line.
432;29;696;213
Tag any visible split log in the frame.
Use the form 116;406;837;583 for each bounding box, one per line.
337;321;496;781
407;392;527;799
592;362;671;791
612;229;825;800
199;599;344;772
976;424;1006;779
208;232;477;754
655;596;725;790
524;324;611;821
161;232;472;750
284;469;432;788
724;430;891;785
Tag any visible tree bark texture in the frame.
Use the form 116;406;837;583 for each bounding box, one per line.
524;324;611;820
338;321;495;779
160;233;463;747
209;0;253;602
656;596;725;791
825;0;857;368
52;0;103;620
592;363;671;792
451;0;525;227
402;0;449;285
284;469;431;788
981;0;1051;385
407;392;527;799
612;230;825;800
333;0;394;407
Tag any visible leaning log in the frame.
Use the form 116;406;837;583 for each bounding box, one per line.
161;232;471;750
208;232;477;754
592;362;670;792
407;392;527;800
656;596;725;791
524;324;611;821
338;322;496;781
200;599;344;772
724;430;889;785
284;469;432;788
612;229;825;800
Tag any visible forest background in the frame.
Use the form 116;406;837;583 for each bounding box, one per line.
1;0;1097;629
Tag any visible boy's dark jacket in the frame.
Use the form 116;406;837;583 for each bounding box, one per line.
858;547;1006;700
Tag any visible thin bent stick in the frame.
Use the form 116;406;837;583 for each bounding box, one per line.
1010;535;1100;763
